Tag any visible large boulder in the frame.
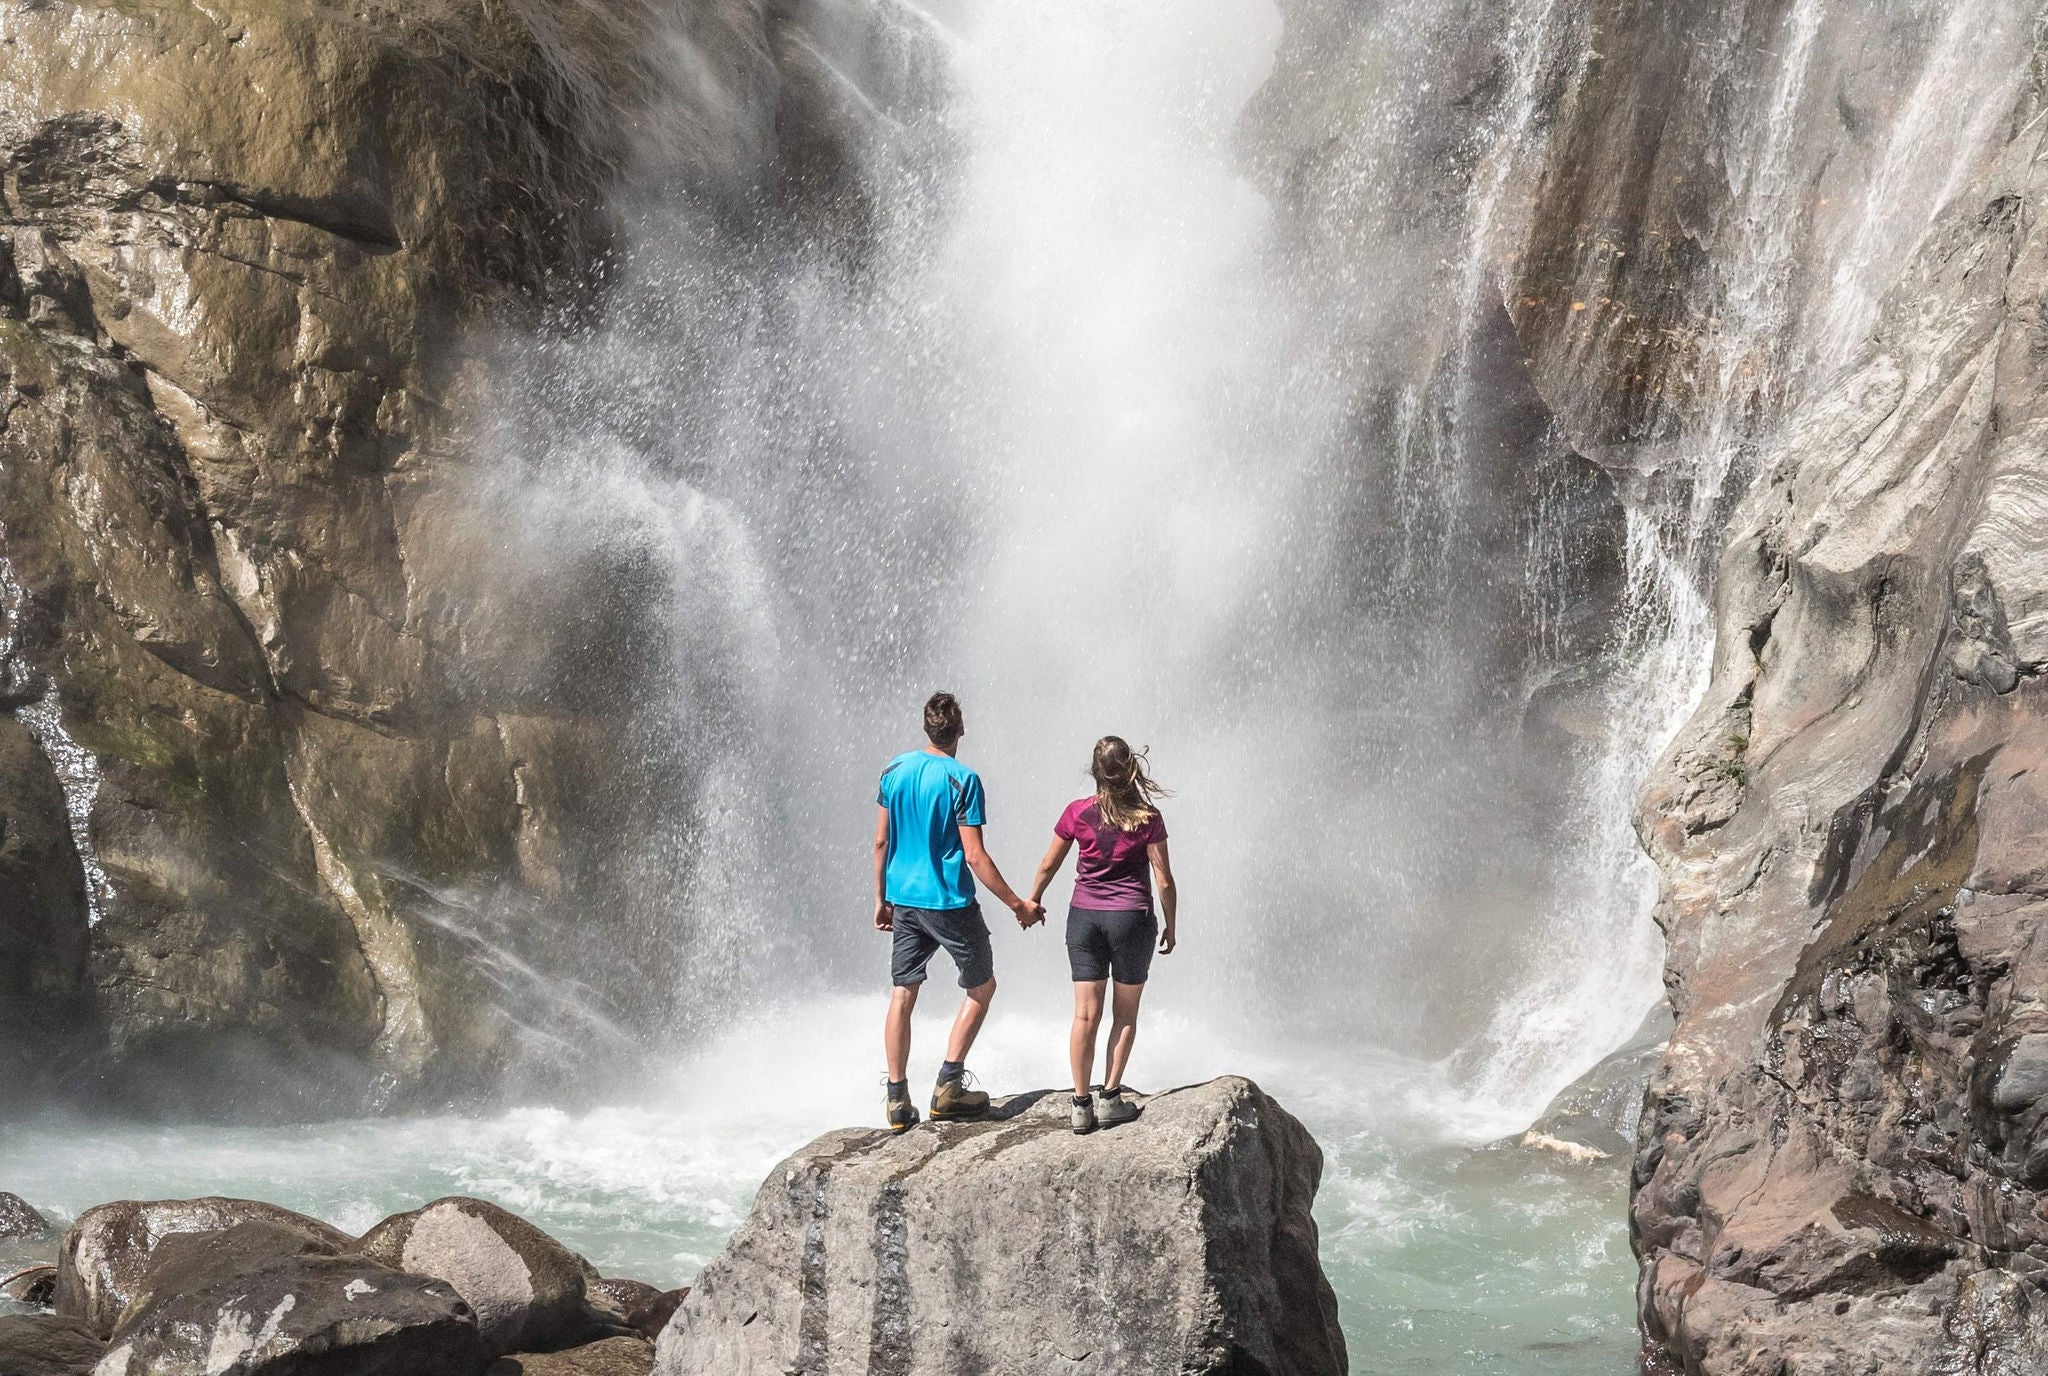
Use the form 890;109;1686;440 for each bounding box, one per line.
355;1197;587;1356
56;1197;350;1338
96;1220;485;1376
0;1314;102;1376
654;1076;1345;1376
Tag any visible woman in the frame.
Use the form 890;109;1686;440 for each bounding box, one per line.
1028;736;1177;1134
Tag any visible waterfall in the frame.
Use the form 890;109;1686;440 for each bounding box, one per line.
487;0;1651;1109
471;0;2046;1122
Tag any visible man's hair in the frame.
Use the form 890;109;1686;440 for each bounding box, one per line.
924;691;964;747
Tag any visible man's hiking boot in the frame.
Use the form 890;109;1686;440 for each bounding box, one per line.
930;1071;990;1121
884;1079;919;1134
1071;1095;1098;1135
1095;1085;1139;1127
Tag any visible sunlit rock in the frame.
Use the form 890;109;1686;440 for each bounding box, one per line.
96;1220;484;1376
356;1196;589;1356
654;1075;1344;1376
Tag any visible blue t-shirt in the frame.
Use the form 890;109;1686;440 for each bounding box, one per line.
877;749;986;910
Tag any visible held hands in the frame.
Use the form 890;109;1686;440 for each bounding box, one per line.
1014;897;1047;929
1158;924;1177;955
874;900;893;932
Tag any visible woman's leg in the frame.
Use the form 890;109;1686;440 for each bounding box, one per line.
1070;980;1107;1097
1103;980;1146;1091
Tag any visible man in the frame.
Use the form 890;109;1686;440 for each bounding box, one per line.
874;690;1044;1131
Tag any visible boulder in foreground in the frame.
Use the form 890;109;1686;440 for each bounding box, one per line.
355;1196;590;1355
96;1221;485;1376
654;1075;1345;1376
56;1197;352;1338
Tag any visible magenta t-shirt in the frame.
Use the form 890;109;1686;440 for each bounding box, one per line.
1057;798;1167;912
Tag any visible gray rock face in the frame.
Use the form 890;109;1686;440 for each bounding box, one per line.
0;1314;102;1376
355;1197;587;1356
0;0;890;1108
56;1197;350;1339
654;1076;1344;1376
1621;109;2048;1373
0;0;646;1106
97;1221;485;1376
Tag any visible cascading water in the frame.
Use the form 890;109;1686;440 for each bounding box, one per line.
0;543;114;926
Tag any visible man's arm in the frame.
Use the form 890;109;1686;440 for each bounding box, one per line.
873;804;893;931
960;825;1044;927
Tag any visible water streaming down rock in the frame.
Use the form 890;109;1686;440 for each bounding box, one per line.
1462;0;2048;1115
0;554;112;927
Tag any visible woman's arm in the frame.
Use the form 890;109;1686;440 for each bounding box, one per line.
872;804;892;930
1030;835;1074;908
1149;839;1176;953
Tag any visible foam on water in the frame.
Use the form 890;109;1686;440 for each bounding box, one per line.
0;996;1635;1369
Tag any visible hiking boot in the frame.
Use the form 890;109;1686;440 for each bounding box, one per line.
1095;1085;1139;1127
930;1070;990;1121
1070;1095;1098;1135
884;1079;920;1134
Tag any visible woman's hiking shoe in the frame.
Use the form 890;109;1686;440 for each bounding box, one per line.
1095;1085;1139;1127
884;1079;920;1134
1071;1095;1098;1135
930;1070;990;1121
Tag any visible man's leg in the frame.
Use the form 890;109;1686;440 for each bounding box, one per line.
929;906;996;1120
945;978;995;1064
884;982;920;1083
1070;980;1106;1097
1103;980;1146;1090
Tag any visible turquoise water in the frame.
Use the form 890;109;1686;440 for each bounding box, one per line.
0;999;1636;1372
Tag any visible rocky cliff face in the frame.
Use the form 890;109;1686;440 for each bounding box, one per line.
0;0;864;1109
1490;0;2048;1369
1627;108;2048;1376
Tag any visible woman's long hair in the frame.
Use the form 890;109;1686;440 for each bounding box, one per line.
1092;736;1169;832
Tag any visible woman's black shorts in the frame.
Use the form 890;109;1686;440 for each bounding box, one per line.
1066;906;1157;985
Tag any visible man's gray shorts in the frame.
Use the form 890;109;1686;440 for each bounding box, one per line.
891;902;995;989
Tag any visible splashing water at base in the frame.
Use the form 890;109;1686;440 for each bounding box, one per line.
0;997;1636;1372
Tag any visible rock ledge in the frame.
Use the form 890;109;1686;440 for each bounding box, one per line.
655;1075;1346;1376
